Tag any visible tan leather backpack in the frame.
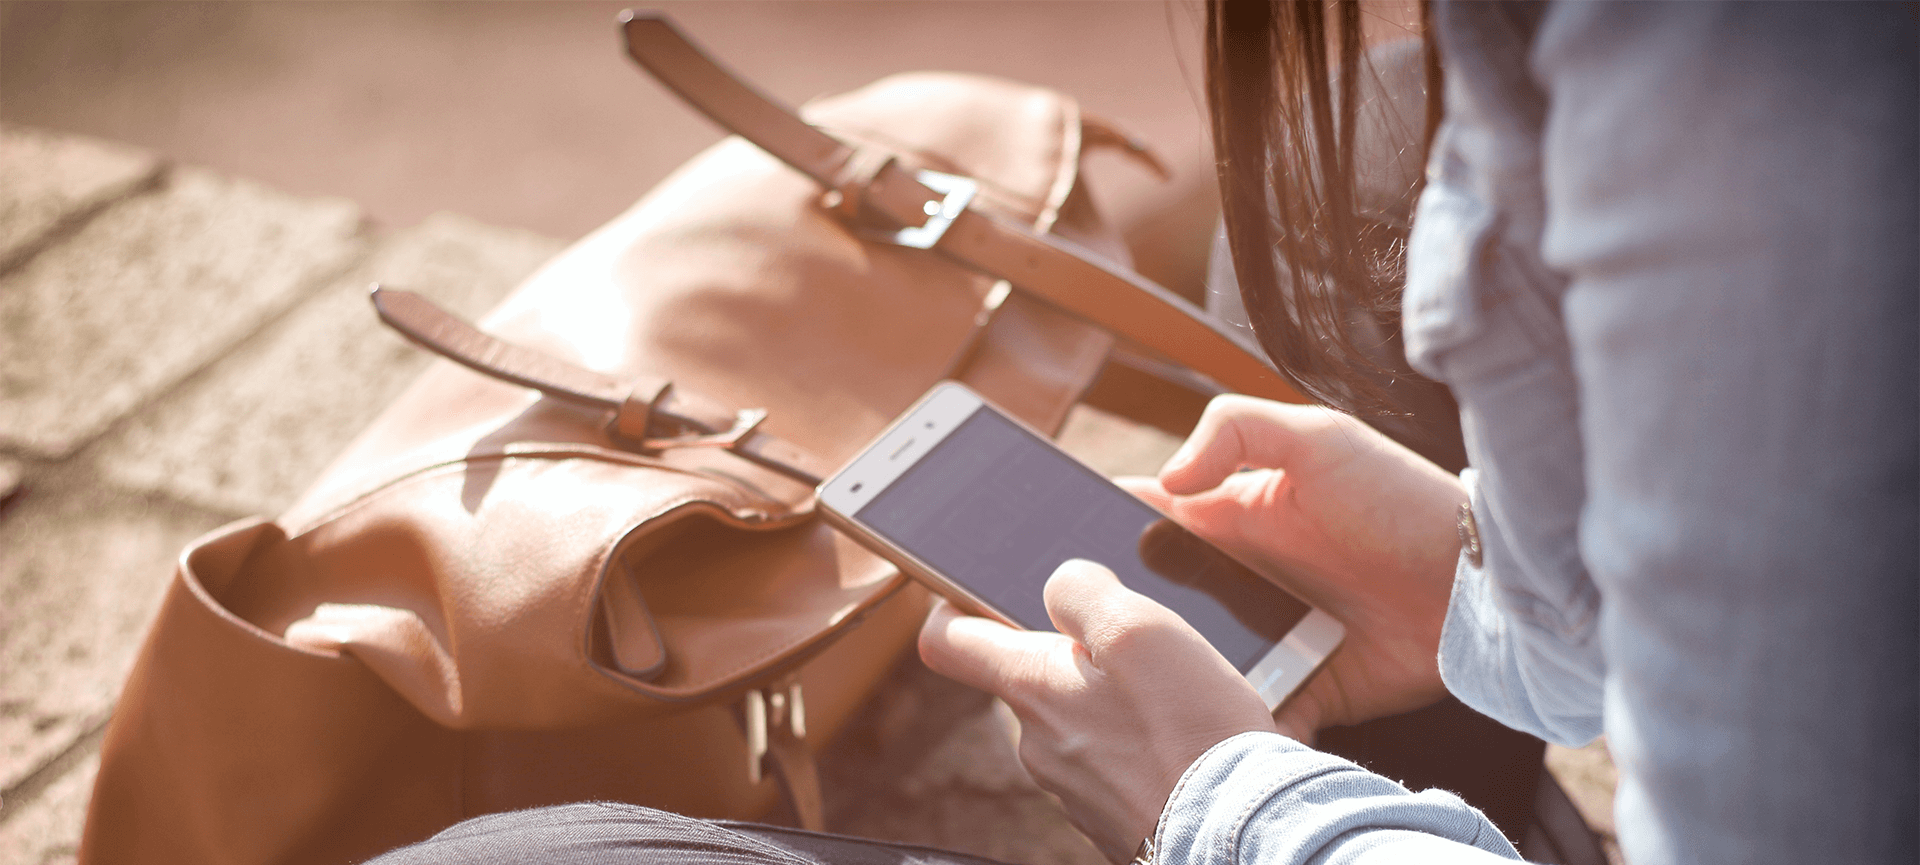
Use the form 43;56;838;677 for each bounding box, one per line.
80;14;1300;865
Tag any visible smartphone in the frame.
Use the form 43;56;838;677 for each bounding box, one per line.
818;381;1344;710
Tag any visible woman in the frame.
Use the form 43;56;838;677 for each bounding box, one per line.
918;2;1915;863
376;2;1915;862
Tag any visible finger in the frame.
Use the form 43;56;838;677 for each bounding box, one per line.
1042;559;1193;659
1114;475;1172;511
1159;395;1342;496
1118;474;1267;570
918;599;1072;701
1123;471;1313;566
1141;468;1287;554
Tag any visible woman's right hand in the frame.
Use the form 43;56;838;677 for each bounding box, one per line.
1119;395;1467;741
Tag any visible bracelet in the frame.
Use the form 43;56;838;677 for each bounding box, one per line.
1129;834;1156;865
1456;501;1483;568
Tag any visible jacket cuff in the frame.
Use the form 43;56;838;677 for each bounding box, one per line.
1153;732;1516;865
1439;468;1605;746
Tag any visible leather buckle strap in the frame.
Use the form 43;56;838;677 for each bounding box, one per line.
619;9;850;191
882;170;978;250
618;11;1306;406
370;286;833;485
638;408;767;453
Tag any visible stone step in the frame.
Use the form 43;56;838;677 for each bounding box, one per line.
0;127;159;273
0;159;367;460
91;213;564;517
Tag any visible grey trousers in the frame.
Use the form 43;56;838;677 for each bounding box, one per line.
363;803;1015;865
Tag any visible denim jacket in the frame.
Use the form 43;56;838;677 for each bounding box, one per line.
1177;4;1916;863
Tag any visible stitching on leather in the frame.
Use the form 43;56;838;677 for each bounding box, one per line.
170;522;368;657
579;495;767;686
269;457;849;702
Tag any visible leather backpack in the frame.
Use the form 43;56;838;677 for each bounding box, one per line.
79;14;1306;865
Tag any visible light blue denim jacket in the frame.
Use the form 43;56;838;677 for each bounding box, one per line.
1174;4;1917;864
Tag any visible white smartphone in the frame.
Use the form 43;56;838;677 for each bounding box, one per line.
818;381;1344;710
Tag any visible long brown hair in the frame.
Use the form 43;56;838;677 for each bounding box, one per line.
1205;0;1440;412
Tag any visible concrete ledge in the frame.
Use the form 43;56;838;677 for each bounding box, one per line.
0;479;229;798
0;127;160;272
0;167;366;459
0;752;96;865
93;213;563;516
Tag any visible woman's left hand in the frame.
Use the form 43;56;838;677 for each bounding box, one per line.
917;560;1279;864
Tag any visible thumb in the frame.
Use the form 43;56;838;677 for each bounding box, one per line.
919;599;1075;701
1041;559;1196;661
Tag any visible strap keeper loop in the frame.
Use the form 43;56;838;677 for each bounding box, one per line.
823;146;896;221
611;380;672;443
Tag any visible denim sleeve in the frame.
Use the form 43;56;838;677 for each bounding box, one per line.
1436;467;1603;748
1411;1;1610;750
1154;733;1519;865
1529;4;1917;864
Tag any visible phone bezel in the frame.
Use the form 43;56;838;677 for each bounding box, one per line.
818;381;983;520
817;381;1343;710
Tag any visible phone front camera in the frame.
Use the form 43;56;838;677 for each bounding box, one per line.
851;482;864;493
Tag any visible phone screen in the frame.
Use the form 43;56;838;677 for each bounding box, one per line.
855;404;1311;671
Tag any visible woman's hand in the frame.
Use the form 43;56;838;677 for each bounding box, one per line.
1123;395;1466;740
918;561;1277;864
914;395;1465;859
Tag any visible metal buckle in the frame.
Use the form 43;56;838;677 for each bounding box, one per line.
886;170;977;250
639;408;767;452
745;688;767;784
745;682;806;785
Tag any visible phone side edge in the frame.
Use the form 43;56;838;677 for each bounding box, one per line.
815;503;1027;631
1246;608;1346;711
